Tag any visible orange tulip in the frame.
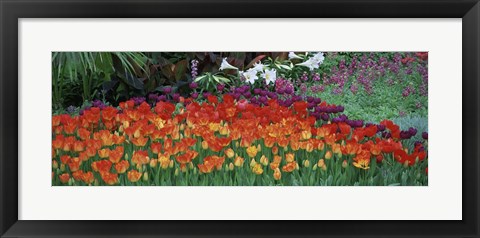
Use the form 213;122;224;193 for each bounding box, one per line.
246;145;258;158
81;171;94;184
115;160;130;174
285;153;295;163
85;146;97;158
72;170;84;181
282;161;296;172
127;170;142;182
325;151;332;160
132;150;150;165
251;164;264;175
150;142;162;154
101;172;118;185
271;146;279;155
273;168;281;180
60;155;71;164
131;136;148;147
77;128;91;141
234;156;245;167
67;157;82;172
108;146;124;164
91;160;112;173
59;173;70;184
98;148;110;159
224;148;235;158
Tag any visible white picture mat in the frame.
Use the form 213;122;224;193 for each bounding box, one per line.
18;19;462;220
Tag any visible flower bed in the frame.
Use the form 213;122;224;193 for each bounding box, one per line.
52;93;428;186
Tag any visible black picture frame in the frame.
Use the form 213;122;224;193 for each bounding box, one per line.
1;0;479;237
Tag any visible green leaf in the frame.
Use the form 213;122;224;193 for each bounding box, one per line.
174;59;188;81
193;74;208;83
119;72;144;90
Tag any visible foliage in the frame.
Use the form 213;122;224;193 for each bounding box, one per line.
52;52;149;110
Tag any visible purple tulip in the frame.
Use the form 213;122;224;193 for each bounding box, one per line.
172;93;180;102
189;82;198;89
191;92;199;99
163;87;172;94
422;132;428;140
377;124;386;131
408;127;418;136
158;95;167;101
321;113;330;121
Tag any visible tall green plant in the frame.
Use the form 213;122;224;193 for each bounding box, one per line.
52;52;149;110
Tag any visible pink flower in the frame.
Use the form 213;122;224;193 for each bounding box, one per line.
237;99;248;110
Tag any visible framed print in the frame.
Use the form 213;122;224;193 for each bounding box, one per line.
1;0;479;237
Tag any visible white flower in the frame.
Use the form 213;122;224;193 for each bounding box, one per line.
262;69;277;85
296;58;317;71
252;62;265;73
296;52;325;71
219;57;238;71
288;52;303;60
312;52;325;65
243;69;258;84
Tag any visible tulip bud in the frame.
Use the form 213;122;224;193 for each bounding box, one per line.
188;162;194;170
143;172;149;181
137;164;143;172
272;146;279;155
285;153;295;163
250;159;257;167
235;141;240;147
125;153;129;160
149;159;158;168
313;164;318;171
68;178;74;186
317;142;325;150
169;160;174;168
228;163;234;171
403;161;409;168
257;144;262;152
295;163;300;170
60;163;66;172
321;164;327;171
181;166;187;172
325;151;332;160
52;160;58;169
342;160;348;168
234;156;245;167
273;168;281;180
225;148;235;158
260;155;269;166
303;160;310;168
317;159;325;168
201;141;208;150
193;167;198;175
94;179;99;186
174;168;179;176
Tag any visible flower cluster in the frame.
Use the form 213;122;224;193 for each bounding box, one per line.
296;52;325;71
52;94;428;186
